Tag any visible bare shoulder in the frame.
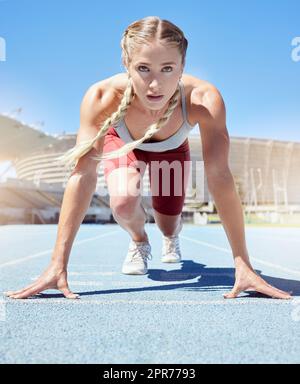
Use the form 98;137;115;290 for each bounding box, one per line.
73;74;126;156
182;74;225;124
80;74;124;126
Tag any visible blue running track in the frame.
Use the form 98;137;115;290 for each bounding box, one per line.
1;224;300;364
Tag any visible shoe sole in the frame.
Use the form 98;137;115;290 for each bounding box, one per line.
122;269;148;275
161;258;181;263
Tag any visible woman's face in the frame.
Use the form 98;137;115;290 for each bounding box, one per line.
127;41;184;111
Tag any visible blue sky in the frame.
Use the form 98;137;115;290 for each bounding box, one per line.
0;0;299;144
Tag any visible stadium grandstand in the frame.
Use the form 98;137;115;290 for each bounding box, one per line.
1;113;300;225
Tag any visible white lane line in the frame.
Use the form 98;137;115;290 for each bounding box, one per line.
68;279;200;287
0;298;294;306
69;264;102;267
30;272;118;279
246;233;300;244
180;235;300;277
0;231;120;269
110;281;199;287
69;272;117;276
29;278;201;287
66;281;105;287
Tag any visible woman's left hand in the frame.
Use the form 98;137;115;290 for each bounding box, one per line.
224;260;292;300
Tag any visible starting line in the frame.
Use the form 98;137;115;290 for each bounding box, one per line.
1;298;296;306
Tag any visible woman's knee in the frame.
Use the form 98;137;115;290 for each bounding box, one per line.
110;196;141;220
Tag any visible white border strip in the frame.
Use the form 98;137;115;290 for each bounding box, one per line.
1;298;294;306
246;233;300;244
0;231;120;269
180;235;300;277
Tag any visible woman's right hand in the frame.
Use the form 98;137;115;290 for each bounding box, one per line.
4;264;79;300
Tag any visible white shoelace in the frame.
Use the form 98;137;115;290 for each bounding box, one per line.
163;236;181;256
130;243;153;262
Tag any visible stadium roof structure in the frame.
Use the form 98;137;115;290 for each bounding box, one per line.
1;112;299;163
0;113;75;162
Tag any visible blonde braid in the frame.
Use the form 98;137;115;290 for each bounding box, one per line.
54;78;135;170
92;83;181;161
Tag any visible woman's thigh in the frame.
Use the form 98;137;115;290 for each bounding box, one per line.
103;130;148;203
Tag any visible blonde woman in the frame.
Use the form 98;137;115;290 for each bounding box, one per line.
5;17;291;300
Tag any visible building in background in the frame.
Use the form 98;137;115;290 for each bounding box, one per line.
1;113;300;225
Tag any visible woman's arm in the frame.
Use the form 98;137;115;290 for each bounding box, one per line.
5;83;108;299
5;171;99;300
195;84;291;299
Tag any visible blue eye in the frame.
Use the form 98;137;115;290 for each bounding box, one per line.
137;66;173;72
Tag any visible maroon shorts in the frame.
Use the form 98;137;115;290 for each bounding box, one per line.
103;126;191;216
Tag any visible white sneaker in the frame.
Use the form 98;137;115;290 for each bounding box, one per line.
122;240;152;275
161;235;182;263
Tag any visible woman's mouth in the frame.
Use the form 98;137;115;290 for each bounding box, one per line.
147;95;164;102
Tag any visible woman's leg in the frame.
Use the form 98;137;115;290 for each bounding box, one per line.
106;167;149;243
152;209;183;237
148;140;191;237
103;131;149;242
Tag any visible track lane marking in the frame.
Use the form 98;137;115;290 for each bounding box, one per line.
180;235;300;277
0;298;294;305
0;231;120;269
